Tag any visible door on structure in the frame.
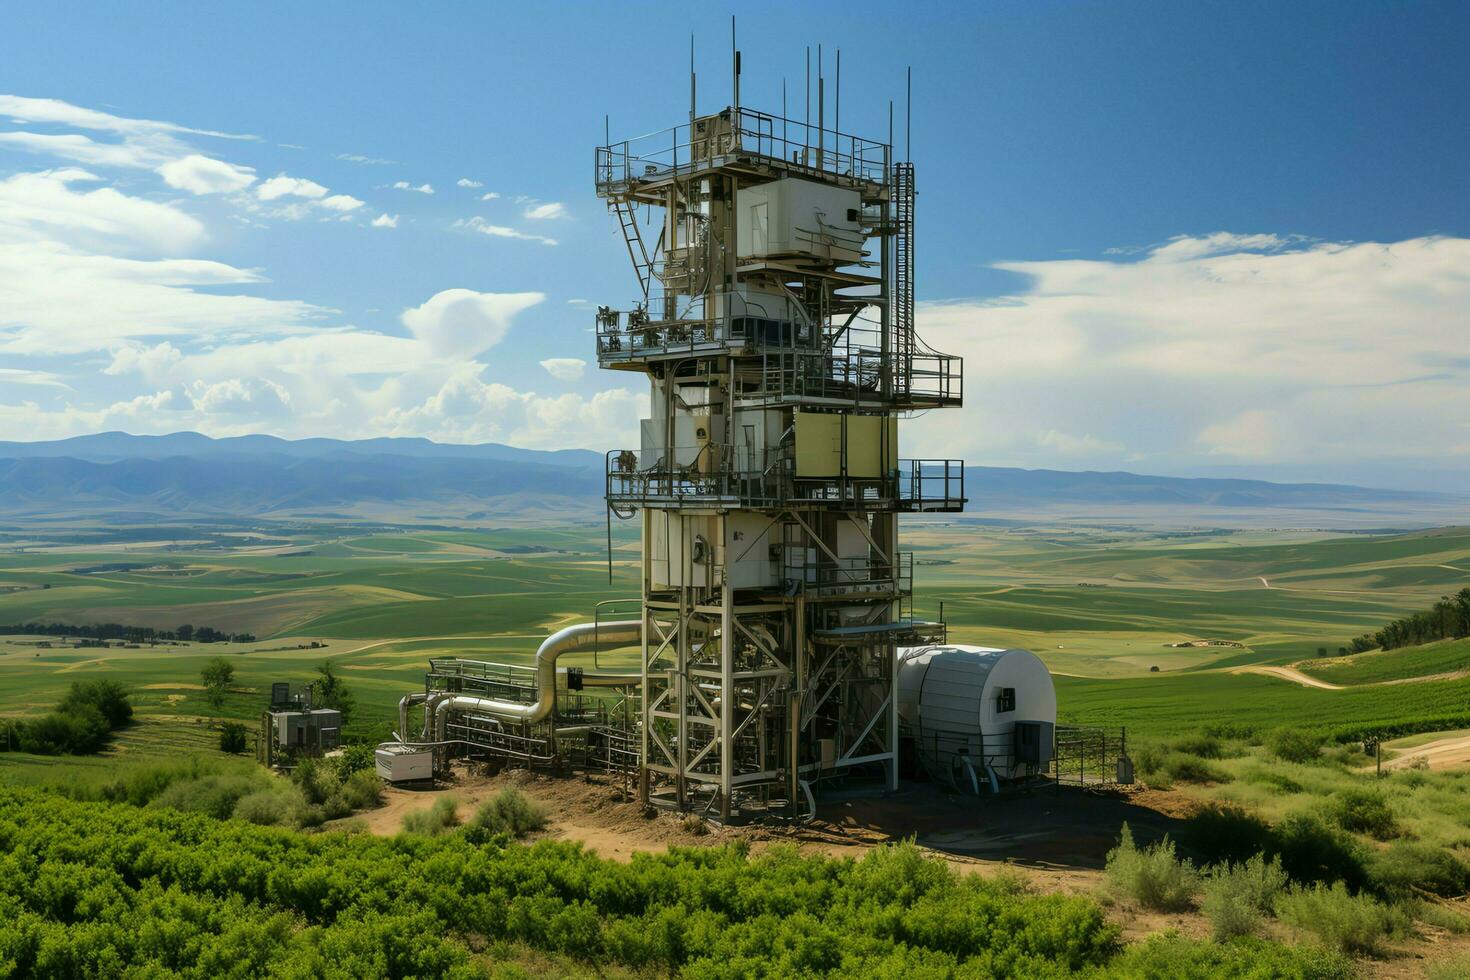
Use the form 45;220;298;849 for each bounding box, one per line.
750;202;769;254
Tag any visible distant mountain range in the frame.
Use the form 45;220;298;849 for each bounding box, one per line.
0;431;1462;525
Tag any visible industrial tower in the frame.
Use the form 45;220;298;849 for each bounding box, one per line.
594;54;965;820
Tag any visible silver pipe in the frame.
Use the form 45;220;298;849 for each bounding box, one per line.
433;620;642;739
398;691;428;741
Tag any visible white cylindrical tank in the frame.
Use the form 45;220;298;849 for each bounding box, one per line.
897;645;1056;784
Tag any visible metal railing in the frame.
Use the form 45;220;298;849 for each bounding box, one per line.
897;459;966;512
607;447;966;514
596;106;889;195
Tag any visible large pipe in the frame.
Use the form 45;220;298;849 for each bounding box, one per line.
433;620;642;739
397;691;428;740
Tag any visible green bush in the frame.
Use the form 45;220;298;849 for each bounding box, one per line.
219;722;249;754
1366;841;1470;899
1242;768;1304;794
340;769;384;811
1171;734;1227;759
233;786;300;826
16;705;110;754
0;786;1354;977
1181;803;1274;866
290;758;340;806
149;773;264;820
1105;823;1199;911
1268;729;1324;764
1111;932;1352;979
59;680;133;728
401;795;460;836
1272;813;1370;891
1275;882;1411;956
329;743;376;780
1326;788;1400;840
465;787;547;842
1133;744;1230;785
1201;854;1288;940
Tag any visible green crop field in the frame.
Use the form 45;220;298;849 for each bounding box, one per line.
1;517;1468;764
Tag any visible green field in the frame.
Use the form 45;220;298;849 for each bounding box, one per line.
1;518;1468;759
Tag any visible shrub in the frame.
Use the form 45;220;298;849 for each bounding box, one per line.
1113;932;1352;979
1268;729;1324;764
401;795;460;836
1242;769;1304;794
330;743;376;780
1275;882;1410;956
98;758;223;806
219;722;249;754
1326;788;1400;840
464;787;547;842
1366;841;1470;899
59;680;133;728
1272;813;1370;891
17;704;110;754
1428;957;1470;980
233;786;299;826
1105;824;1199;911
291;758;341;806
340;769;384;811
149;774;263;820
1201;854;1288;940
1182;802;1275;866
1171;734;1226;759
1133;744;1229;785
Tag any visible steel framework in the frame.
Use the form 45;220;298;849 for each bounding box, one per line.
593;65;963;821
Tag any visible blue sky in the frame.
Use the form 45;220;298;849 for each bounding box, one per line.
1;1;1466;489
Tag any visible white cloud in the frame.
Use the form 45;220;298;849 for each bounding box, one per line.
455;216;558;246
0;131;160;168
157;154;256;195
906;233;1470;473
377;371;642;450
318;194;364;212
371;213;399;228
456;178;483;188
400;289;545;358
392;181;434;194
0;95;254;140
103;342;184;380
539;358;586;382
256;175;328;200
190;377;291;416
480;191;501;200
0;368;69;389
0;168;205;254
336;152;397;165
523;201;567;220
0;240;325;354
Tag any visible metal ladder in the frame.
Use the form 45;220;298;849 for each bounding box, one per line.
613;199;654;299
893;163;916;397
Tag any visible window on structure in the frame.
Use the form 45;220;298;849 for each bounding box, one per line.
996;687;1016;713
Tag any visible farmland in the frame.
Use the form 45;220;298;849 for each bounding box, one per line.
2;518;1468;751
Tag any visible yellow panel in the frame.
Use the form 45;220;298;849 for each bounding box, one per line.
797;412;898;478
795;411;842;477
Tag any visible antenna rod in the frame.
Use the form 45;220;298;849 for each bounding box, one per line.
905;66;912;161
731;16;738;113
835;49;841;136
690;34;696;125
804;46;810;154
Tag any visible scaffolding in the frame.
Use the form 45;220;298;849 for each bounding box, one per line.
592;54;964;822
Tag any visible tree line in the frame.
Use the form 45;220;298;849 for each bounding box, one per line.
1349;587;1470;653
0;621;255;643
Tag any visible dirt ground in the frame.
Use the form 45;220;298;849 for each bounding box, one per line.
1381;733;1470;772
345;766;1470;977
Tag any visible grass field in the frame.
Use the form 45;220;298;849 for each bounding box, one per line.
1;517;1467;765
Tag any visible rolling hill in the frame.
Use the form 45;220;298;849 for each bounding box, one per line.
0;431;1463;523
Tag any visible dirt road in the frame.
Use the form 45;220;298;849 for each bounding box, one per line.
1233;665;1342;689
1381;733;1470;772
